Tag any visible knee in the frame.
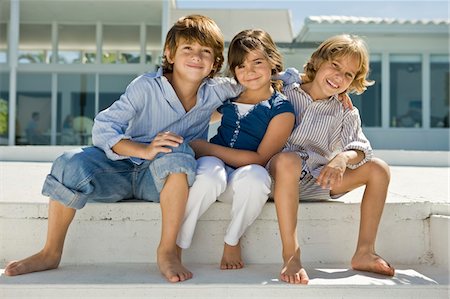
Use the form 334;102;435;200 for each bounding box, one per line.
239;165;271;188
233;165;271;201
52;148;89;180
367;158;390;182
270;152;302;178
194;156;227;191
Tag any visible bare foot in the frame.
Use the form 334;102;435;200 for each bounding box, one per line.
351;251;395;276
4;250;61;276
280;255;309;284
220;242;244;270
157;248;193;283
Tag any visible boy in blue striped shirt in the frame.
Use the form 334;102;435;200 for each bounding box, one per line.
4;15;241;283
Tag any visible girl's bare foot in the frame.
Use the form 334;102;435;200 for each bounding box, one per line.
157;248;193;283
4;250;61;276
351;251;395;276
280;255;309;284
220;242;244;270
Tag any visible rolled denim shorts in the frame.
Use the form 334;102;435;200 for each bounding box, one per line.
42;143;196;209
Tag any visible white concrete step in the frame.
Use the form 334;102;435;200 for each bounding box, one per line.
0;200;448;266
0;161;449;298
1;263;449;299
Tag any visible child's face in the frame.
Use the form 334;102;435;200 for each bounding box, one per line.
313;55;358;98
165;39;216;82
234;50;272;92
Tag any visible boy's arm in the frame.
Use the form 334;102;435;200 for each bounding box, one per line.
191;112;295;168
316;108;372;190
112;132;183;161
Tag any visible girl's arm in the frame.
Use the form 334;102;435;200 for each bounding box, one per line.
190;112;295;168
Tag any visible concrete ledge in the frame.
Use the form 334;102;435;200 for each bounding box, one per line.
1;263;448;299
0;200;444;265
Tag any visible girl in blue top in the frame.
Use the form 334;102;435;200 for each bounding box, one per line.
177;29;295;270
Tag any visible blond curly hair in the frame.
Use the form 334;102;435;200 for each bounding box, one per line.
304;34;374;95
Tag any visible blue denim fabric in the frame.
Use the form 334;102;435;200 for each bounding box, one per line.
42;143;196;209
150;142;197;192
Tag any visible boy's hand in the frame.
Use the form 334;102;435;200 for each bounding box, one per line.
317;154;347;190
338;92;353;110
145;131;183;160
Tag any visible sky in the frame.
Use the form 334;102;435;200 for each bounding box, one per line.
176;0;449;34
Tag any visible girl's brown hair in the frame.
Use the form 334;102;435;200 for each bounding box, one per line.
227;29;284;92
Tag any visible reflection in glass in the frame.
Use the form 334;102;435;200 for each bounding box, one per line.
57;74;95;145
390;55;422;128
351;58;382;127
0;73;9;145
58;25;96;64
430;55;449;128
103;25;140;64
16;73;52;145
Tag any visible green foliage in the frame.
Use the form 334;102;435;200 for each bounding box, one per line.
0;98;8;135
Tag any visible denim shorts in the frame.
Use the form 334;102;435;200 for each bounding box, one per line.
42;143;196;209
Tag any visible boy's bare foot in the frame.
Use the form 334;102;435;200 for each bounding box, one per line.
220;242;244;270
280;255;309;284
157;248;193;283
4;250;61;276
351;251;395;276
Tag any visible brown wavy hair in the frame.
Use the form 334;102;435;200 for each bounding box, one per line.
162;15;224;78
227;29;284;92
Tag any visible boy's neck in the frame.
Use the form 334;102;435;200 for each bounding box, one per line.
165;72;201;112
302;82;330;101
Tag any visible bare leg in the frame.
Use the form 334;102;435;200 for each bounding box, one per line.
4;199;75;276
157;173;193;283
270;153;309;284
331;158;395;276
220;241;243;270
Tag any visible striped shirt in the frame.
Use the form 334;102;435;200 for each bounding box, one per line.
92;68;242;164
283;83;373;178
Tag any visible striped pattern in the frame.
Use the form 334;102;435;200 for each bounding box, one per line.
283;83;373;178
92;68;242;164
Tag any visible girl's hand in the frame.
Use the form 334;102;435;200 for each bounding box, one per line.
317;154;347;190
144;131;183;160
338;92;353;110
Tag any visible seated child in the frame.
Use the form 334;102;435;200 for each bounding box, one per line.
176;29;295;270
269;34;395;284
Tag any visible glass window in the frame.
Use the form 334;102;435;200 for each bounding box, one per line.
57;74;96;145
430;55;449;128
390;55;422;128
19;24;51;64
146;25;161;64
103;25;140;64
351;56;382;127
0;73;9;145
16;73;52;145
0;23;7;63
99;74;137;112
58;24;96;64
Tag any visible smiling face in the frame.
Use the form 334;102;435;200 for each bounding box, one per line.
165;39;216;84
308;55;359;100
234;50;273;92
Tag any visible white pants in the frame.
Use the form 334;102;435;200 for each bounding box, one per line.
177;156;271;248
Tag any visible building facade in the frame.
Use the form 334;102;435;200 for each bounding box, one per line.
0;0;448;150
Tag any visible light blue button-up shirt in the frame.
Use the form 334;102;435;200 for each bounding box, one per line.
92;68;242;163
